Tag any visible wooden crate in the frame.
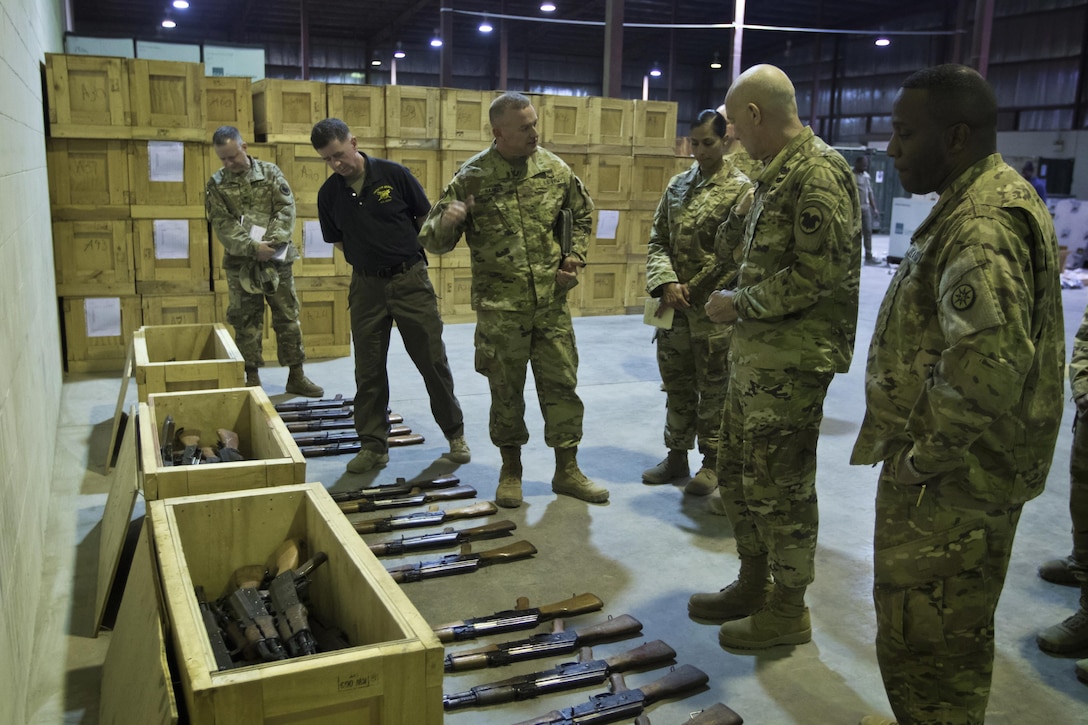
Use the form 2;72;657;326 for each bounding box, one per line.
384;86;440;149
538;94;590;152
633;155;683;205
578;262;627;316
133;322;245;403
436;266;475;323
277;143;331;218
252;79;327;143
53;219;136;296
128;58;206;141
62;295;142;373
589;209;629;263
589;97;633;153
385;149;440;204
440;88;497;145
628;209;656;258
295;288;351;359
633;99;679;156
47;138;131;220
625;256;649;311
584;154;632;206
293;219;352;278
204;76;255;139
140;294;217;328
129;140;207;218
138;386;306;500
133;218;212;294
45;53;132;139
293;275;352;290
149;483;443;724
327;84;385;143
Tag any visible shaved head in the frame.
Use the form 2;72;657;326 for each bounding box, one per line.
724;64;804;161
727;64;799;123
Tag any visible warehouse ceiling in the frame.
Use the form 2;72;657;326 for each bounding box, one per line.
72;0;955;72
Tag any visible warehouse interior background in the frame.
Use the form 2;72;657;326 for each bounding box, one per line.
5;0;1088;722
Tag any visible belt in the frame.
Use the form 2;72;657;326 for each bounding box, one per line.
362;252;423;278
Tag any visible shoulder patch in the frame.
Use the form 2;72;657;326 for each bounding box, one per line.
799;206;824;234
280;183;292;196
951;284;975;311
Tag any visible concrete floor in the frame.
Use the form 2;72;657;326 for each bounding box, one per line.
34;237;1088;724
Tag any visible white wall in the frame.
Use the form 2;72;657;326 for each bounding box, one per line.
0;0;64;723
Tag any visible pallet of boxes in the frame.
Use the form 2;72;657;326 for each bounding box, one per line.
44;54;442;723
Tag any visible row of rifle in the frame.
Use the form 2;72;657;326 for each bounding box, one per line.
333;469;743;724
274;394;425;457
195;539;350;671
159;415;245;466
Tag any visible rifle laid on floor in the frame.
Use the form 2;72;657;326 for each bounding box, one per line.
338;485;477;514
433;592;605;643
299;435;424;458
386;540;537;583
443;639;676;710
444;614;644;672
350;501;497;534
332;475;460;504
274;394;352;412
511;664;710;725
683;702;745;724
285;413;403;433
369;520;515;556
292;425;411;447
278;407;354;423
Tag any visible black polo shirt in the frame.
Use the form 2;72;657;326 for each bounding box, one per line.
316;154;432;272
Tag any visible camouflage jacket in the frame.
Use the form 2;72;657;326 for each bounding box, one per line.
205;157;298;266
645;157;752;308
731;126;860;372
1072;305;1088;399
851;154;1065;505
419;144;593;311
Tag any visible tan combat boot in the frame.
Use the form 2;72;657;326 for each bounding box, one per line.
642;450;689;485
495;446;523;508
552;447;609;503
1037;586;1088;654
245;366;262;387
717;583;812;650
1039;555;1080;586
685;454;717;495
285;365;324;397
688;554;773;622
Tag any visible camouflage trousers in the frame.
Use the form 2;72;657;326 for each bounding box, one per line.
873;466;1022;725
717;366;832;588
1066;411;1088;580
474;300;583;449
348;262;464;453
654;306;730;459
225;264;306;368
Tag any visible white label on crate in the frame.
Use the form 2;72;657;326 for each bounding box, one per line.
84;297;122;338
153;219;190;260
147;141;185;182
304;221;333;258
597;209;619;239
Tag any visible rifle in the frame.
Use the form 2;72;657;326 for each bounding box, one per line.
351;501;497;534
160;415;175;467
278;407;354;423
285;413;403;432
443;639;676;710
333;474;461;504
217;428;245;462
226;586;288;662
338;485;477;514
268;569;317;657
274;393;351;412
683;703;744;724
299;435;424;458
195;585;235;671
291;420;409;444
433;592;605;643
369;520;516;556
511;664;710;725
444;614;644;672
386;540;537;584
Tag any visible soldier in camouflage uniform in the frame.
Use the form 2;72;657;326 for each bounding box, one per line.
205;125;323;397
1035;301;1088;674
419;92;607;508
850;65;1065;725
643;109;753;496
691;65;861;651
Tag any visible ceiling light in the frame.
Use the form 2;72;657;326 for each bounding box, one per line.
430;29;443;48
875;37;890;47
479;18;493;33
370;57;382;67
161;19;176;28
710;52;722;70
394;42;405;59
540;2;557;11
649;62;662;78
172;0;189;8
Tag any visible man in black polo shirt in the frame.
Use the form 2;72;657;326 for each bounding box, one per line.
311;118;469;474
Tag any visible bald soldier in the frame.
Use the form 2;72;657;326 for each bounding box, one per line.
851;65;1064;725
690;65;861;650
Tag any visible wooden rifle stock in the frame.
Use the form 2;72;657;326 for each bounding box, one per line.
350;500;496;534
332;475;461;504
369;520;516;556
338;485;477;514
685;702;745;725
433;592;605;643
386;540;536;584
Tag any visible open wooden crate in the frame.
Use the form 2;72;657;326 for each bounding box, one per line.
133;323;245;403
149;483;443;724
138;386;305;500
